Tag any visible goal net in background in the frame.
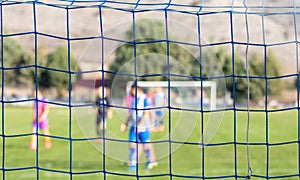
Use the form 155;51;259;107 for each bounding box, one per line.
1;0;300;179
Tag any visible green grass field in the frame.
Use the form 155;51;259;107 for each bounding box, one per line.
0;105;299;179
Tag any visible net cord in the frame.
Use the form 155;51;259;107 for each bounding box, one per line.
242;0;253;179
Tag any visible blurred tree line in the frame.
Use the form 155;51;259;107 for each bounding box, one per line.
1;38;80;97
212;47;283;102
2;20;286;102
109;19;285;103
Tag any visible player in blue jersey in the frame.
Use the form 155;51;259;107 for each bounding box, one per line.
120;82;158;171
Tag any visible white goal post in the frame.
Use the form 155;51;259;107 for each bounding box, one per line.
126;81;217;110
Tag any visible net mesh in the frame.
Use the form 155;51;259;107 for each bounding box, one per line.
1;0;300;179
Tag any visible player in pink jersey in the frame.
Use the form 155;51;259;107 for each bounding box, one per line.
30;89;51;150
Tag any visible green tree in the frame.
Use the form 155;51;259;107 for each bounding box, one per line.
249;51;283;102
204;48;282;103
32;45;48;83
1;38;33;86
11;53;33;86
218;49;248;102
109;19;199;83
39;46;80;97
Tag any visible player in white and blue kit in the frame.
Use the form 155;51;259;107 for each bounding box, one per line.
153;87;166;132
120;83;157;171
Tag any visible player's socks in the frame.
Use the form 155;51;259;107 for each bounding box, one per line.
30;136;37;150
44;137;52;149
145;147;158;169
145;148;152;162
96;129;100;137
129;147;137;166
29;143;36;150
128;147;137;171
159;120;164;131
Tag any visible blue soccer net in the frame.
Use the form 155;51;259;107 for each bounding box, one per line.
1;0;300;179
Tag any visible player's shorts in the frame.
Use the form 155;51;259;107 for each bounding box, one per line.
155;110;164;117
32;119;49;131
129;126;150;143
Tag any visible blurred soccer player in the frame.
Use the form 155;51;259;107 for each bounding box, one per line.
153;87;166;132
95;86;113;143
30;89;51;150
120;83;158;171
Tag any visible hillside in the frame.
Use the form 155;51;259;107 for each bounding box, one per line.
3;0;299;76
